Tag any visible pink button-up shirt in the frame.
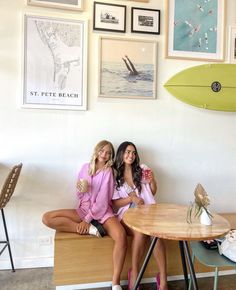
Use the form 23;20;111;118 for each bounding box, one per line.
76;163;114;224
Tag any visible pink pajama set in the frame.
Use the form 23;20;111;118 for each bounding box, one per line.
76;163;114;224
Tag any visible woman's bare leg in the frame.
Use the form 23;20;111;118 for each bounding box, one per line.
125;55;138;75
42;209;82;232
103;217;127;286
129;230;148;288
152;239;168;290
122;57;132;73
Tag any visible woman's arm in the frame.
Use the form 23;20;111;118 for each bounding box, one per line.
84;168;113;223
141;164;157;196
76;163;90;195
113;196;132;210
149;172;157;195
113;191;144;210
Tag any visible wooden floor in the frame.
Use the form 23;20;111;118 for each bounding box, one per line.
0;267;236;290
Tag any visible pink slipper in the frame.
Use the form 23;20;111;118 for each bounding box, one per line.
128;269;131;290
156;273;161;290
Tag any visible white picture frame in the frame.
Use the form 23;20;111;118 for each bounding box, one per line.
228;26;236;64
98;36;157;99
165;0;225;61
22;14;87;110
115;0;149;2
27;0;83;11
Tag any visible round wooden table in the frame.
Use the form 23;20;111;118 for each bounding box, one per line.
123;203;230;290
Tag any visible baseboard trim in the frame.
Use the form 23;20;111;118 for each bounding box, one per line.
55;270;236;290
0;256;53;270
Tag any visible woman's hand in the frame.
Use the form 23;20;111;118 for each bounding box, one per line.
145;170;154;183
131;196;145;206
76;221;90;234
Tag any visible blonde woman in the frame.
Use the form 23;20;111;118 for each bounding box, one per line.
43;140;127;290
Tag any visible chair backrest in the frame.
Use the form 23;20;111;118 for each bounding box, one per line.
0;163;23;209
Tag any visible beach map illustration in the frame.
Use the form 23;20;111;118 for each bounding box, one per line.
173;0;218;53
24;15;84;107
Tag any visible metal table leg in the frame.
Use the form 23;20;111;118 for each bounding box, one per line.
183;241;198;290
179;241;189;289
132;237;158;290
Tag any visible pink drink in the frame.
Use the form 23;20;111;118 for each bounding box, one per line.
142;168;151;182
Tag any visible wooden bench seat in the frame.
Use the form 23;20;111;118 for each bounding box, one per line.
54;213;236;286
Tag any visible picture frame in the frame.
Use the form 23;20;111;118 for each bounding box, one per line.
228;26;236;64
165;0;225;61
27;0;83;11
131;7;160;35
93;2;126;33
116;0;149;2
98;36;157;99
22;14;87;111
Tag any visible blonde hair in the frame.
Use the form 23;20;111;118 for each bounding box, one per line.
88;140;115;176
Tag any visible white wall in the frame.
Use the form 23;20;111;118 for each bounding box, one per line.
0;0;236;269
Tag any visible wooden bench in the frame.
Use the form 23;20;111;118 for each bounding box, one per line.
54;213;236;287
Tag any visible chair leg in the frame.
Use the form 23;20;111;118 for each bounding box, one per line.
213;267;218;290
1;209;15;272
188;253;195;290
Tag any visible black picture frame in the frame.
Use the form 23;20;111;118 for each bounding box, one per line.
131;7;160;35
93;2;126;33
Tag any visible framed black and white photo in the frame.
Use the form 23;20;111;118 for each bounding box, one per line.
93;2;126;33
22;15;88;110
131;7;160;35
27;0;83;11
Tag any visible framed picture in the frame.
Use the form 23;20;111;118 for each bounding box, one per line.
228;26;236;64
27;0;83;11
131;7;160;35
116;0;149;2
22;15;87;110
165;0;225;61
98;36;157;99
93;2;126;33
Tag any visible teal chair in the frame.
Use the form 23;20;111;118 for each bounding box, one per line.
189;241;236;290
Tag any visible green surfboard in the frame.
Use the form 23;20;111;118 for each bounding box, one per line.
164;64;236;111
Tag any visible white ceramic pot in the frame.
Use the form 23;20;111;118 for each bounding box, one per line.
200;208;212;226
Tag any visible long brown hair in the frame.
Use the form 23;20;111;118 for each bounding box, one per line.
114;141;142;193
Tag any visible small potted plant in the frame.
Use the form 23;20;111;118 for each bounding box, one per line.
187;183;213;225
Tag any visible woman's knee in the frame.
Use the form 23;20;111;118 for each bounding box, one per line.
106;219;127;247
156;238;166;251
42;211;53;227
133;231;147;243
117;227;127;246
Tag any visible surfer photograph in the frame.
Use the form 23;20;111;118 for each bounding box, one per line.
100;37;156;98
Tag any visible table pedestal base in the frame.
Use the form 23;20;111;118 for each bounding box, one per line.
132;239;199;290
133;237;158;290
